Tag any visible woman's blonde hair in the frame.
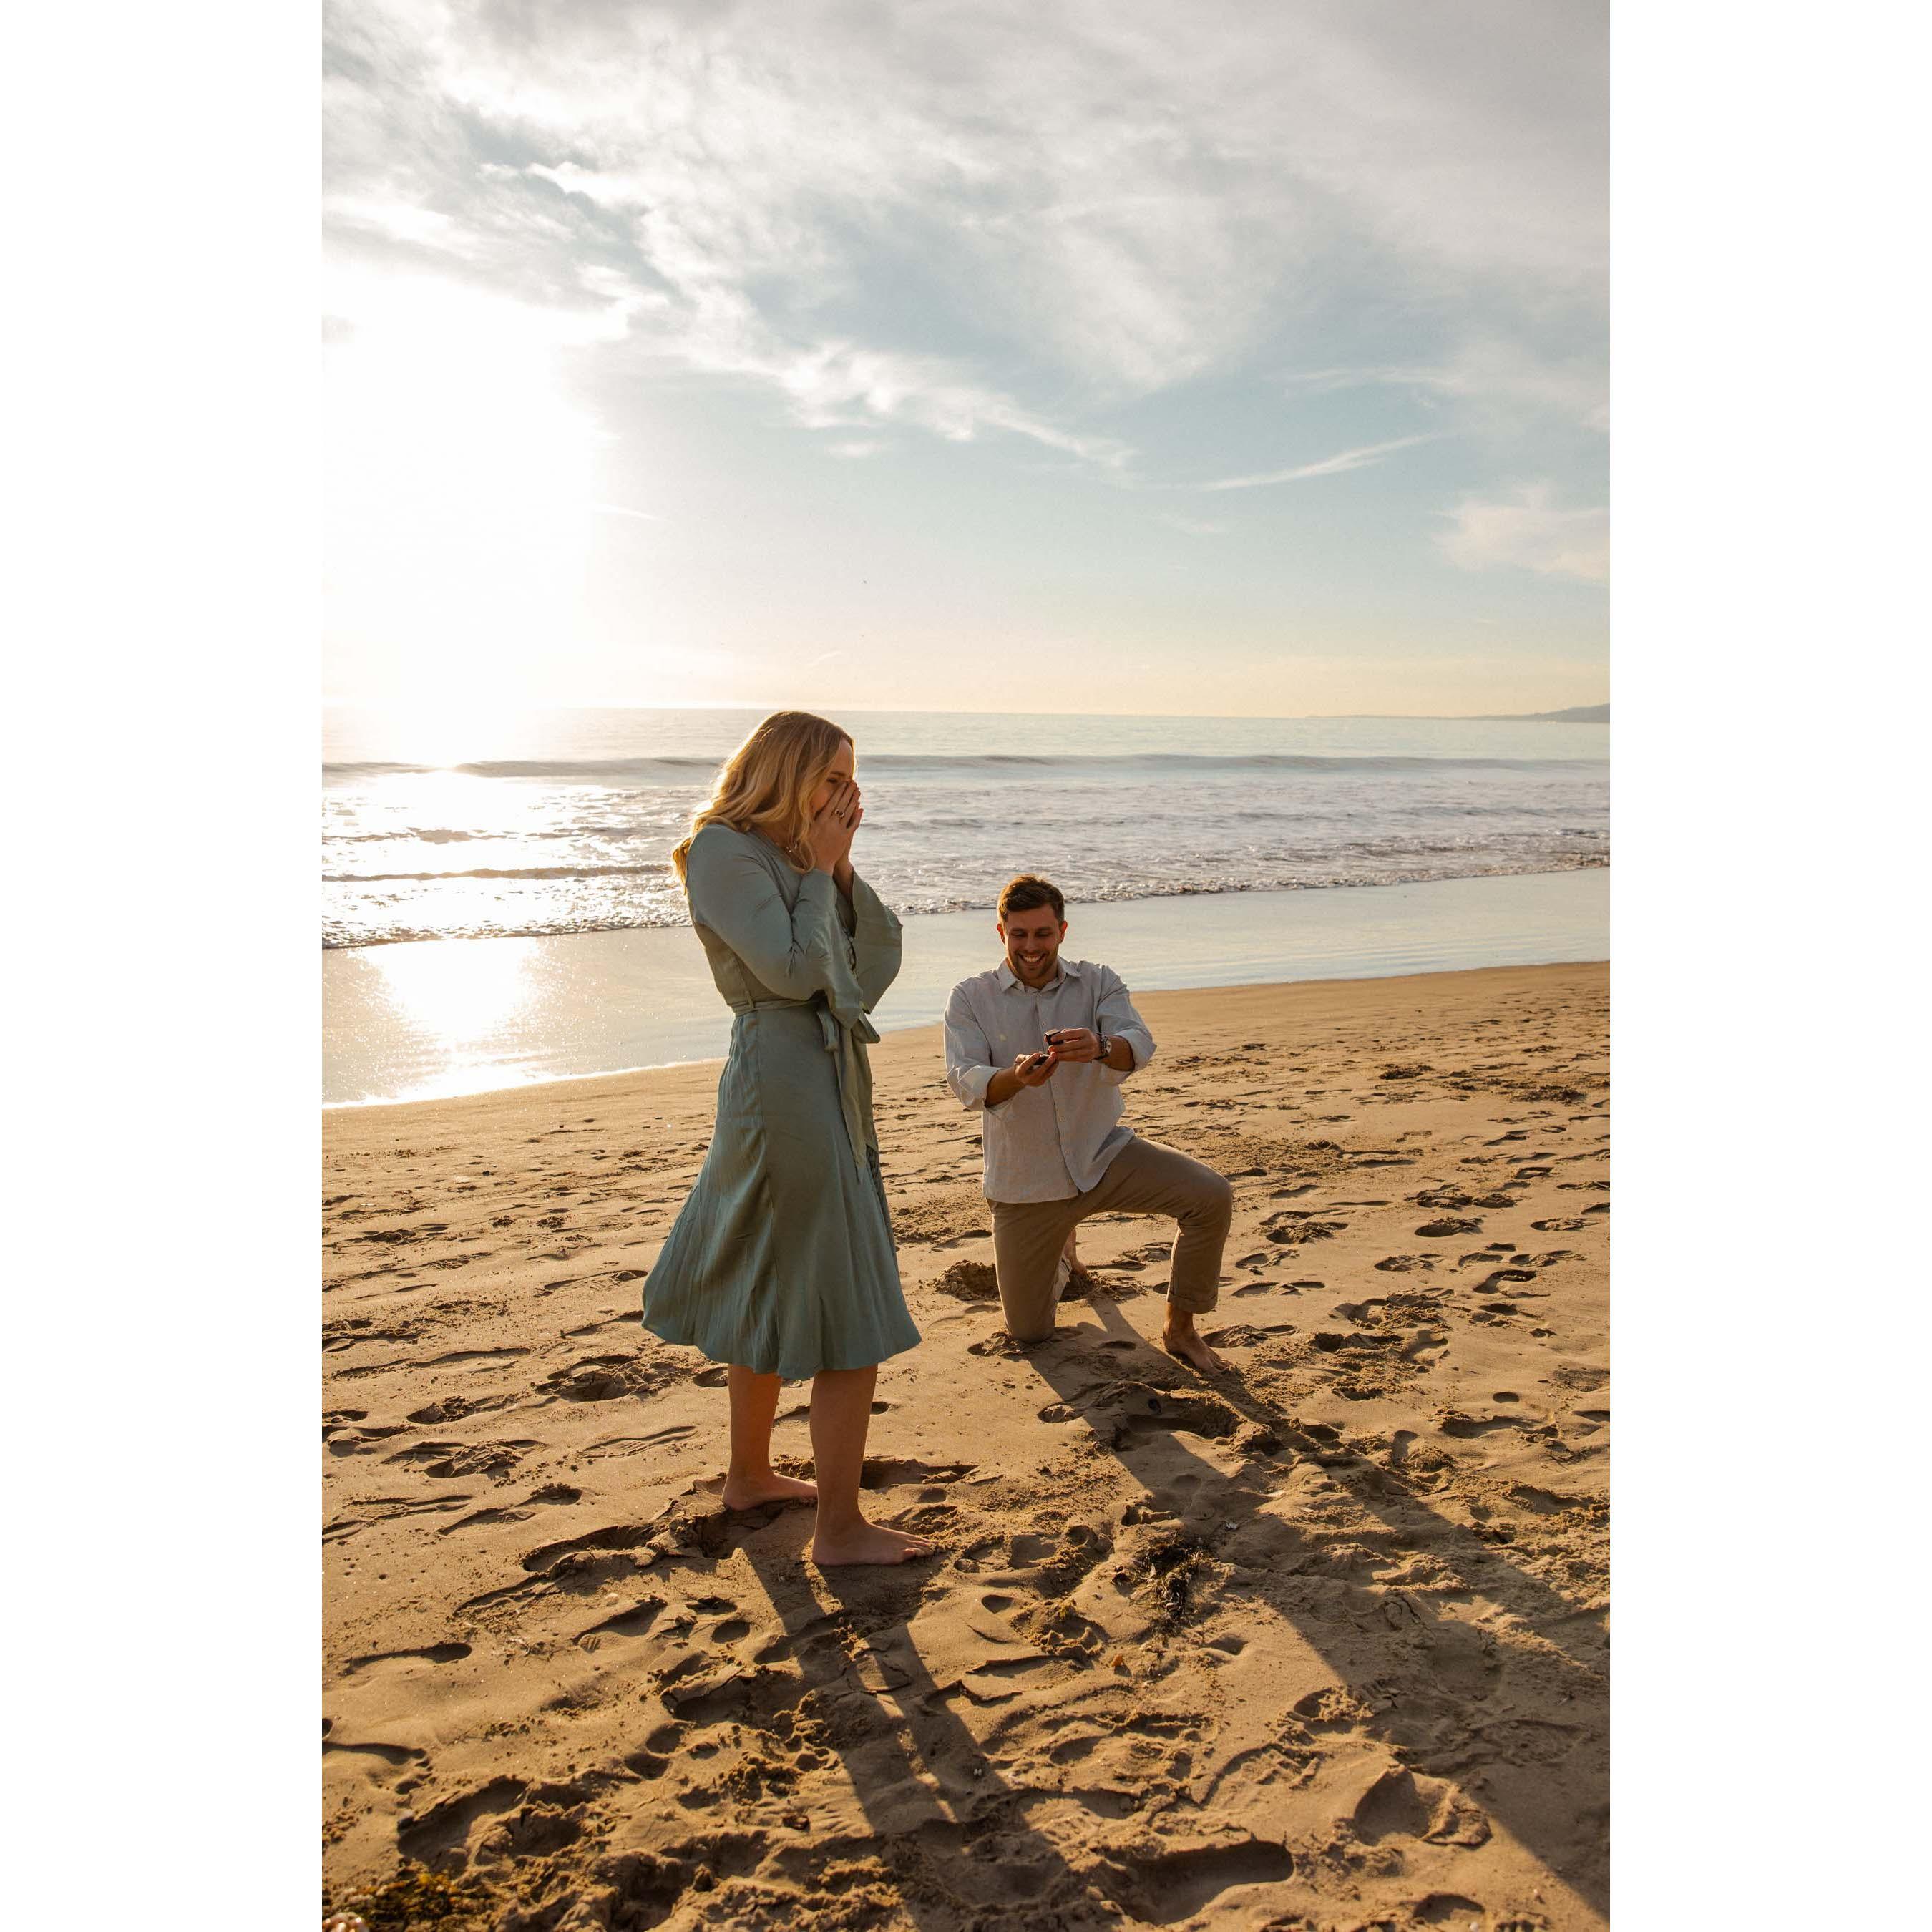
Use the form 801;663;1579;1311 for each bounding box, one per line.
670;710;853;881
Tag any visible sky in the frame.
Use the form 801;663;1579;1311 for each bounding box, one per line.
323;0;1608;721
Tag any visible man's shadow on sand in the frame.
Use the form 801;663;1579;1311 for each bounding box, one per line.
1024;1297;1607;1910
708;1297;1604;1926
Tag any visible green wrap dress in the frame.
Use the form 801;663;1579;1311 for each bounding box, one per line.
640;821;920;1379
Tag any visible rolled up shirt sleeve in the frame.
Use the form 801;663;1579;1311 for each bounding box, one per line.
944;985;1001;1110
1095;969;1155;1087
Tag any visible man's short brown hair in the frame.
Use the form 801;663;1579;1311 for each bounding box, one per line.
998;874;1065;922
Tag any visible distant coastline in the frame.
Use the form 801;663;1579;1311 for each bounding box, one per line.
1314;703;1609;724
1473;703;1609;723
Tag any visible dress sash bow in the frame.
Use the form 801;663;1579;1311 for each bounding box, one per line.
735;994;878;1176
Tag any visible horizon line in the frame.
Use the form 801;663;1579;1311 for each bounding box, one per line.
323;700;1609;724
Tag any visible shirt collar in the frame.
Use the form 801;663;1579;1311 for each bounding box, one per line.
996;957;1082;992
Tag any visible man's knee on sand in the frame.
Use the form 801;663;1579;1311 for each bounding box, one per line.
1188;1169;1236;1233
996;1272;1060;1342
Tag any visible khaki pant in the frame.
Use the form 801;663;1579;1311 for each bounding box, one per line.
989;1136;1233;1342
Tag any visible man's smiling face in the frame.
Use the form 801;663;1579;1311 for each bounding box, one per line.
999;907;1068;988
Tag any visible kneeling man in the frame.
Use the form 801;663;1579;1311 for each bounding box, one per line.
943;874;1234;1370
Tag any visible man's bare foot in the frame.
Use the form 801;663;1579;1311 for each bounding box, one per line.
809;1521;937;1567
720;1471;819;1511
1163;1322;1226;1373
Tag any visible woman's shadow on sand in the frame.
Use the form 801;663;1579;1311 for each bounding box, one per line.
731;1513;1168;1928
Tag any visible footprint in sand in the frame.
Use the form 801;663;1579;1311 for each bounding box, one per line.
322;1737;427;1777
967;1333;1033;1360
341;1641;472;1674
539;1355;673;1402
323;1494;475;1541
562;1310;644;1339
515;1521;660;1578
384;1438;543;1480
441;1485;581;1534
1437;1409;1533;1438
1551;1362;1609;1392
859;1456;977;1489
1091;1839;1294;1924
1203;1322;1294;1346
324;1420;411;1457
575;1596;667;1646
406;1393;514;1425
1476;1268;1541;1294
583;1422;699;1460
1261;1211;1346;1246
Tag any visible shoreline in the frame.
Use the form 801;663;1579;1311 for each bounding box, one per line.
323;955;1609;1113
324;960;1609;1926
322;859;1609;952
325;866;1609;1108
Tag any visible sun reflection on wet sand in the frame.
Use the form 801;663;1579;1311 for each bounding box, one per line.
369;934;540;1047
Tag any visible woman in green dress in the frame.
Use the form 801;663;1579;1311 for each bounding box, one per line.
643;711;931;1566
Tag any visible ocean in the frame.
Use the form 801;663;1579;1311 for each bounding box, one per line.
322;707;1607;1104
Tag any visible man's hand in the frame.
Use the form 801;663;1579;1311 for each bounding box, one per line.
985;1048;1057;1108
1043;1028;1101;1063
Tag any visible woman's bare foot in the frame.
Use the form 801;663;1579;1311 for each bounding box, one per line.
809;1521;936;1567
1163;1319;1226;1373
720;1470;819;1511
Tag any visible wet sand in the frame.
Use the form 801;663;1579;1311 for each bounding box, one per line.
323;960;1609;1931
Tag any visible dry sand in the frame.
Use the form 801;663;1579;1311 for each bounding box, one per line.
323;962;1608;1932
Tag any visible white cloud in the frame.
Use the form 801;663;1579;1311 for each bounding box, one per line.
1202;435;1436;492
323;196;460;249
1285;338;1608;436
1437;484;1609;584
325;0;1607;464
766;342;1129;465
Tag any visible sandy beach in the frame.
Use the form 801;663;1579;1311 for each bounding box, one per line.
323;961;1608;1931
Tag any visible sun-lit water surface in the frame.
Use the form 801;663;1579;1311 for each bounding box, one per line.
323;707;1606;948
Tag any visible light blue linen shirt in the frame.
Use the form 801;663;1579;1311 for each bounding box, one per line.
943;957;1156;1203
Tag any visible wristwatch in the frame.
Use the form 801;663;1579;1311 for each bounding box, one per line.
1096;1033;1112;1065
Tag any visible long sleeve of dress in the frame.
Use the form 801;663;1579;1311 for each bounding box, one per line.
844;872;902;1011
683;830;847;1001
